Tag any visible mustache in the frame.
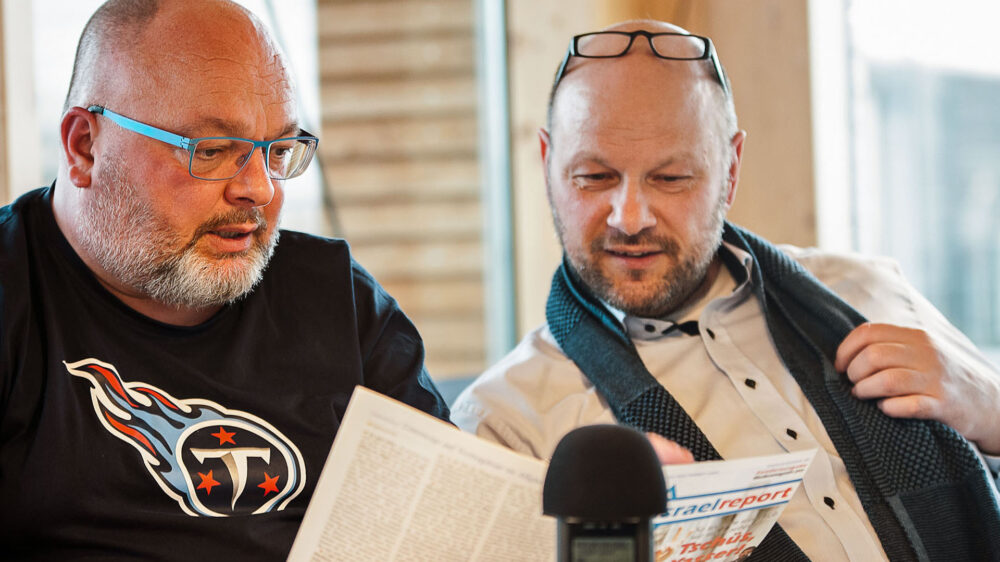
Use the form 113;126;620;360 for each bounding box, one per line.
591;231;681;255
193;208;267;239
169;208;268;256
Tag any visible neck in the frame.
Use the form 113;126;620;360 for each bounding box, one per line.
685;256;723;309
96;276;222;326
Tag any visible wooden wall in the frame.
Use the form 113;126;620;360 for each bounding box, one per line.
316;0;484;378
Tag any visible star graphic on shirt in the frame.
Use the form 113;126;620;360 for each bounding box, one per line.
211;427;236;445
197;470;221;495
258;473;280;496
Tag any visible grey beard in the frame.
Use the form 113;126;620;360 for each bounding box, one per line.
76;162;278;310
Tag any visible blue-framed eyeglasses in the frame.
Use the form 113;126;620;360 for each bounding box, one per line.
88;105;319;181
552;31;730;97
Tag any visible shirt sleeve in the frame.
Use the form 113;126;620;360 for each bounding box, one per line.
350;259;451;423
451;395;539;456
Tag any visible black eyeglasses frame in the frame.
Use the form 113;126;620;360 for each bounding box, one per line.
551;30;730;97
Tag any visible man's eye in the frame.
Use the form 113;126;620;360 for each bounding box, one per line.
572;172;617;189
193;141;235;161
652;175;692;191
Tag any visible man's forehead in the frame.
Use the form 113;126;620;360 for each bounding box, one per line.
148;50;292;95
548;54;722;154
555;55;706;119
108;2;296;130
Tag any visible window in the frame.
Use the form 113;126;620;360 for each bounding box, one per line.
833;0;1000;360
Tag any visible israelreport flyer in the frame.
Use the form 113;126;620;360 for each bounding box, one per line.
652;450;816;562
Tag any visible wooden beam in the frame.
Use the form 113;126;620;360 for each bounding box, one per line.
700;0;816;246
0;1;8;204
506;0;599;337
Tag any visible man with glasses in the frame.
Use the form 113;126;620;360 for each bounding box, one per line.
454;20;1000;560
0;0;447;558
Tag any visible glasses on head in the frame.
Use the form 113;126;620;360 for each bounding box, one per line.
87;105;319;181
552;30;730;97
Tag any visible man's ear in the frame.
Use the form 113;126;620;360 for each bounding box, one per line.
724;130;747;206
539;127;554;190
61;107;99;188
538;127;552;168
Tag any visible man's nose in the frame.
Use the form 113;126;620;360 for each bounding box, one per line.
225;147;276;208
607;179;655;235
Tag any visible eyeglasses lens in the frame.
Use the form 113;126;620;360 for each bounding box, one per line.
576;33;633;57
649;35;707;59
576;33;707;60
190;138;317;180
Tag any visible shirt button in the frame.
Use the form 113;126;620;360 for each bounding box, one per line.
744;378;756;389
786;428;798;439
824;496;836;509
706;328;716;339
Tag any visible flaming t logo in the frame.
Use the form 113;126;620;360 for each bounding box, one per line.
65;358;306;517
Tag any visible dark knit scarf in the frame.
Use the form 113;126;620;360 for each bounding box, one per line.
545;222;1000;561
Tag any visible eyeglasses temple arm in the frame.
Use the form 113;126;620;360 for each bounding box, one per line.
553;45;573;90
703;42;730;97
87;105;195;150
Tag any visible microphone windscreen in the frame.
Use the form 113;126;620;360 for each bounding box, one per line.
543;424;666;520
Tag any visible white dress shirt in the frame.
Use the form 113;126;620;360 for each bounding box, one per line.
453;243;1000;561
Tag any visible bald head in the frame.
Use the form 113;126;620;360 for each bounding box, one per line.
63;0;158;111
63;0;292;117
546;19;736;148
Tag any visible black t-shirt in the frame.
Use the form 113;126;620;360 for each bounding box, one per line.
0;186;450;560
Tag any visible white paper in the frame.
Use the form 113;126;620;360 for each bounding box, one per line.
287;387;553;561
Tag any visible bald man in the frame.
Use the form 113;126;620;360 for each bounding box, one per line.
454;20;1000;560
0;1;447;558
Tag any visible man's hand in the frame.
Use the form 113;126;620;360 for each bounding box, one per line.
835;322;1000;454
646;432;695;464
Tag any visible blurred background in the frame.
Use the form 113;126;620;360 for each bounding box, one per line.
3;0;999;397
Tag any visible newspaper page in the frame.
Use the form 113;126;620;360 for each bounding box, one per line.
288;387;815;562
652;450;816;562
287;386;554;562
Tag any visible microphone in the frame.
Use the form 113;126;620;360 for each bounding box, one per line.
543;424;667;562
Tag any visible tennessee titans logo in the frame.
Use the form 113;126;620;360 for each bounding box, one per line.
65;358;306;517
